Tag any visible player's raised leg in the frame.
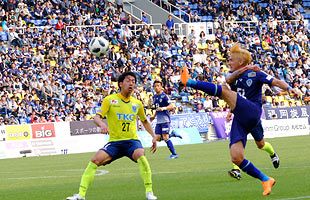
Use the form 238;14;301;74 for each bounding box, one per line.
181;66;237;111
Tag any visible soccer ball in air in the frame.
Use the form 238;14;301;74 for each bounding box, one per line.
88;37;109;57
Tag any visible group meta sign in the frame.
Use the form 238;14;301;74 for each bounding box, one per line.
31;123;56;139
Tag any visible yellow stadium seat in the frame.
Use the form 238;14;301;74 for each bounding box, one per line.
155;68;160;74
218;99;226;108
214;42;219;49
278;95;285;102
283;100;289;107
50;60;56;67
140;91;146;99
112;82;118;88
265;96;273;103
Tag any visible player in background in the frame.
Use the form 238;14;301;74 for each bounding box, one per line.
151;80;179;159
180;44;298;196
66;72;158;200
225;66;280;180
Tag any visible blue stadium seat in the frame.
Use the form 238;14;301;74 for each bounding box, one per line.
201;16;208;22
232;3;240;9
304;2;310;7
173;10;181;16
189;4;198;10
304;13;310;19
259;3;268;8
0;32;8;41
34;20;43;26
51;19;58;25
207;15;213;21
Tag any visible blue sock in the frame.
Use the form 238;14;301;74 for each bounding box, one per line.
239;159;269;182
165;139;176;155
187;79;222;97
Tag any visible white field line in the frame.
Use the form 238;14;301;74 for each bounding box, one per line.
276;196;310;200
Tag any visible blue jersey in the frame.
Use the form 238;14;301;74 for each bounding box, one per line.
229;70;274;106
153;92;171;124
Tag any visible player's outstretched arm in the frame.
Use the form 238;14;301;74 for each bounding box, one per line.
271;78;301;96
141;119;157;153
94;114;109;134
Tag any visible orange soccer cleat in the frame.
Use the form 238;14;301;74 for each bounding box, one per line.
180;66;190;86
262;177;276;196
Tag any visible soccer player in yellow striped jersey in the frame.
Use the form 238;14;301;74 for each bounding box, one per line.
66;72;158;200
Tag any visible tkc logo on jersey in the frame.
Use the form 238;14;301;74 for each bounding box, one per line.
117;113;134;121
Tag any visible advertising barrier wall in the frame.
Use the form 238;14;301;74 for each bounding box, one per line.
138;127;203;147
209;106;310;140
0;108;308;160
169;113;210;133
0;120;202;159
263;106;310;124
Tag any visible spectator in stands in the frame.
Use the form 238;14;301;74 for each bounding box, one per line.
165;14;174;30
141;12;149;24
8;27;22;47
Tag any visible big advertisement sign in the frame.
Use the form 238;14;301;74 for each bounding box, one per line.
30;123;58;156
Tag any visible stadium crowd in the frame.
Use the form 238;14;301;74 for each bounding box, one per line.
0;0;309;125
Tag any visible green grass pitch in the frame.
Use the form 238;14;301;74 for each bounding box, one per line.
0;135;309;200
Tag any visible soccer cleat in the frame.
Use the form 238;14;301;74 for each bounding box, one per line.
270;152;280;169
170;130;183;139
146;192;157;200
262;177;276;196
228;169;241;180
180;66;190;86
169;154;179;159
66;194;85;200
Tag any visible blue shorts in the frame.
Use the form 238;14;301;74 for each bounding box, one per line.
230;95;262;147
155;123;170;135
100;139;143;163
250;121;264;142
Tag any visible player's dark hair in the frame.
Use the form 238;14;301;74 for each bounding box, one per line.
118;71;137;87
153;80;162;86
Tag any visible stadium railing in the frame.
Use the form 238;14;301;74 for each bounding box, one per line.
224;19;307;33
124;1;153;24
149;0;193;22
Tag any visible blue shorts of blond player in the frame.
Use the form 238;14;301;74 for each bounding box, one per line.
228;95;279;180
230;95;262;147
101;139;143;163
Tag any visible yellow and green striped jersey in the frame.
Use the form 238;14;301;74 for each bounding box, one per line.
97;93;147;142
